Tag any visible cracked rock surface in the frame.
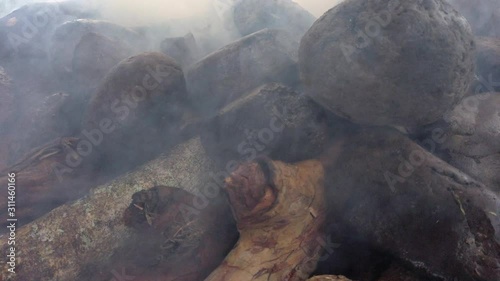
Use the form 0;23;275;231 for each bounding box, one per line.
442;92;500;193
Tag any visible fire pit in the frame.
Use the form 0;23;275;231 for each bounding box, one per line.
0;1;498;281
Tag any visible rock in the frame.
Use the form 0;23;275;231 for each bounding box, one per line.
442;93;500;193
50;19;147;79
0;59;78;164
233;0;316;39
200;83;353;169
160;33;200;69
72;32;134;89
82;52;188;173
0;1;96;59
475;37;500;93
23;92;75;150
186;28;300;116
88;186;237;281
54;31;136;135
322;128;500;281
299;0;476;128
447;0;500;38
0;137;218;281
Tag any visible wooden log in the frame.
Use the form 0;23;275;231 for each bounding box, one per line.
205;158;327;281
0;137;217;281
82;186;238;281
0;137;97;229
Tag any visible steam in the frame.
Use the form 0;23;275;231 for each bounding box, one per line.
88;0;344;26
85;0;214;26
296;0;343;17
1;0;344;24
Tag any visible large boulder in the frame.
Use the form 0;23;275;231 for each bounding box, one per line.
200;83;352;168
0;1;96;59
441;93;500;193
447;0;500;38
72;32;135;89
22;92;75;150
299;0;476;128
233;0;316;39
323;128;500;280
160;33;200;69
82;52;188;173
50;19;147;80
186;28;300;116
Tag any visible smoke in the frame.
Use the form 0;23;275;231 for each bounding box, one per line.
85;0;214;26
295;0;343;17
0;0;59;17
87;0;344;26
1;0;344;25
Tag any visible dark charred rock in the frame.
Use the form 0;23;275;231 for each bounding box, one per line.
50;19;147;80
160;33;200;69
186;28;300;117
72;32;134;90
233;0;316;40
53;31;138;133
322;128;500;281
82;52;188;174
441;93;500;193
0;1;96;60
200;83;354;169
447;0;500;38
299;0;476;128
21;92;76;150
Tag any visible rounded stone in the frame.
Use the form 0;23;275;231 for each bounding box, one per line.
299;0;476;128
81;52;188;172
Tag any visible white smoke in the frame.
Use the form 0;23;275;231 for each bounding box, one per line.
1;0;344;23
